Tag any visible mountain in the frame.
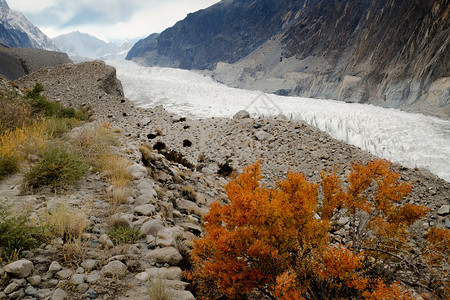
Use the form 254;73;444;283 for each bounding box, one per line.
0;0;59;51
0;45;72;80
125;0;306;69
53;31;132;61
127;0;450;119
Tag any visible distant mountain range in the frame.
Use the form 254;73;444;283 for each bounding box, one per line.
53;31;132;61
0;0;58;51
127;0;450;118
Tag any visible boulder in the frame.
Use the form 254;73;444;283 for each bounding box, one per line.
55;269;73;280
233;110;250;120
127;163;148;179
140;219;165;236
145;247;182;265
146;267;183;280
134;204;156;216
437;205;449;216
100;260;127;278
4;259;34;278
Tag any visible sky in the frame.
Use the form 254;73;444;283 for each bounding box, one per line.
7;0;220;44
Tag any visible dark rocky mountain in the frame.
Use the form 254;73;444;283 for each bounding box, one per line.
0;45;72;80
0;0;59;51
126;0;307;69
127;0;449;118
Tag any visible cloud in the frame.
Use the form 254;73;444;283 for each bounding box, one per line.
7;0;220;42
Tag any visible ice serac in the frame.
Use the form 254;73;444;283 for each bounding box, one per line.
127;0;449;119
0;0;59;51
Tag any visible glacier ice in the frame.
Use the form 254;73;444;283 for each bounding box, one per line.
109;60;450;182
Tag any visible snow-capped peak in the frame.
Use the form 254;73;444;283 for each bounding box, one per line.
0;0;59;51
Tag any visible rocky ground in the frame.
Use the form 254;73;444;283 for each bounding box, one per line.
0;61;448;299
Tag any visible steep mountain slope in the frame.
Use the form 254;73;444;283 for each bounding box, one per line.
126;0;309;69
0;0;58;51
127;0;449;118
0;45;72;80
53;31;132;61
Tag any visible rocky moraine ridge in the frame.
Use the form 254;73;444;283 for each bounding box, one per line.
0;61;449;299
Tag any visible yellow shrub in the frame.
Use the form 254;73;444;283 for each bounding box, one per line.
0;121;48;160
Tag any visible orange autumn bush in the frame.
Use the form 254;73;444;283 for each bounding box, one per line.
188;159;447;299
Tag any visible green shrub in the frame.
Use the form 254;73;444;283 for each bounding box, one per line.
0;201;47;259
23;145;89;192
25;83;88;120
108;225;142;245
0;154;20;179
45;117;77;138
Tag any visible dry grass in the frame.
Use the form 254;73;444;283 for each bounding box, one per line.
45;200;88;243
72;123;119;169
102;154;133;206
148;277;174;300
0;121;48;160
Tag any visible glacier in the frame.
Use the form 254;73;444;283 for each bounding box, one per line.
108;60;450;182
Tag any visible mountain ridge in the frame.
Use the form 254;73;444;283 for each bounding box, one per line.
0;0;59;51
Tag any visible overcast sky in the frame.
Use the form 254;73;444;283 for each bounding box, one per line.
7;0;220;43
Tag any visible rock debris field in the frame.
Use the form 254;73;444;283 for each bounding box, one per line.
0;61;448;299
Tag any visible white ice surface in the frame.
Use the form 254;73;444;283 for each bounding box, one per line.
108;60;450;182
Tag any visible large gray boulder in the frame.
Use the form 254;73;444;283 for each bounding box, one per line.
145;247;182;265
4;259;34;278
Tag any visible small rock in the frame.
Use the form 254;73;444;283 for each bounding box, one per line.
27;275;42;286
138;117;152;127
52;288;68;300
140;219;164;236
170;290;196;300
134;204;156;216
85;271;101;283
81;259;99;271
71;274;85;285
146;267;183;280
4;282;21;294
24;286;39;298
146;234;156;244
100;260;127;278
233;110;250;120
6;289;25;299
337;217;350;226
156;228;176;247
4;259;34;278
253;123;263;129
127;163;148;180
99;234;114;249
77;283;90;293
446;218;450;229
135;272;150;282
135;194;155;205
437;204;450;216
255;130;271;141
145;247;182;266
56;269;73;280
86;288;99;299
48;261;62;273
180;223;203;236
